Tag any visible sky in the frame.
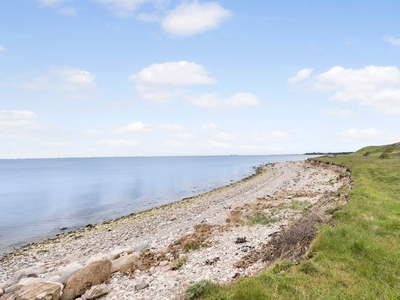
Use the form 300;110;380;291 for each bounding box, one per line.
1;0;400;158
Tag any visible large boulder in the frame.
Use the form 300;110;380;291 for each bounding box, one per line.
1;281;62;300
64;259;111;297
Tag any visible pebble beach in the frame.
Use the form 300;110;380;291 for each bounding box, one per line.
0;159;352;300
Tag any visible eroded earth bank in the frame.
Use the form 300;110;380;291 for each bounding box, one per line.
0;160;352;300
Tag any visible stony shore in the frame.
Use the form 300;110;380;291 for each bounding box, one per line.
0;160;352;300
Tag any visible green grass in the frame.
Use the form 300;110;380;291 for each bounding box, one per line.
183;240;211;253
185;142;400;299
247;212;279;226
288;200;313;214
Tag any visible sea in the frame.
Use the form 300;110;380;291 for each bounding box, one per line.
0;155;312;254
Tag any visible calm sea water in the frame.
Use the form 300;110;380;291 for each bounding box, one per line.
0;155;311;254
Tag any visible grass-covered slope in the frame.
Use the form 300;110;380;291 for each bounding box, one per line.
186;143;400;300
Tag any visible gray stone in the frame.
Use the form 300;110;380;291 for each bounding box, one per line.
135;281;149;291
10;265;46;285
63;251;83;263
56;262;84;276
0;288;4;297
0;282;8;290
4;285;19;295
18;277;45;286
86;253;109;265
109;247;134;260
159;261;169;267
111;253;139;273
83;284;111;299
55;268;83;284
134;244;150;252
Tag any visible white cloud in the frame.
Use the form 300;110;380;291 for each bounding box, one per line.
162;1;232;36
383;35;400;46
59;7;77;16
214;132;235;140
115;122;152;134
51;67;96;90
20;67;96;93
165;140;184;147
42;141;72;146
131;61;259;108
99;139;141;147
190;92;260;108
207;140;230;148
38;0;69;6
202;123;218;130
319;109;353;119
0;110;37;121
173;132;195;139
130;61;215;103
251;131;291;142
0;45;5;52
287;68;313;84
131;61;216;86
0;110;44;139
290;65;400;115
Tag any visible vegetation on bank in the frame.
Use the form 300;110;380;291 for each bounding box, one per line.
185;142;400;299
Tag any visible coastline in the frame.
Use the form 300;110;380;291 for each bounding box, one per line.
0;160;267;259
0;159;351;300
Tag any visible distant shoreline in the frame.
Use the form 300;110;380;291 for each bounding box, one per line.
0;155;312;254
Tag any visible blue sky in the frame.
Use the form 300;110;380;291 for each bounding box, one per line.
1;0;400;158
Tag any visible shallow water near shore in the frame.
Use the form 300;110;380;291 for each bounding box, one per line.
0;155;311;254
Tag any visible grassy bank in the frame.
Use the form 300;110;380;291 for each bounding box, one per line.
186;143;400;299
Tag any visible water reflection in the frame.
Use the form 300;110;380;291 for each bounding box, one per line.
0;155;311;253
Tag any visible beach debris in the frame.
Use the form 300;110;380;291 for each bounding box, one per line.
235;237;247;244
204;257;220;266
